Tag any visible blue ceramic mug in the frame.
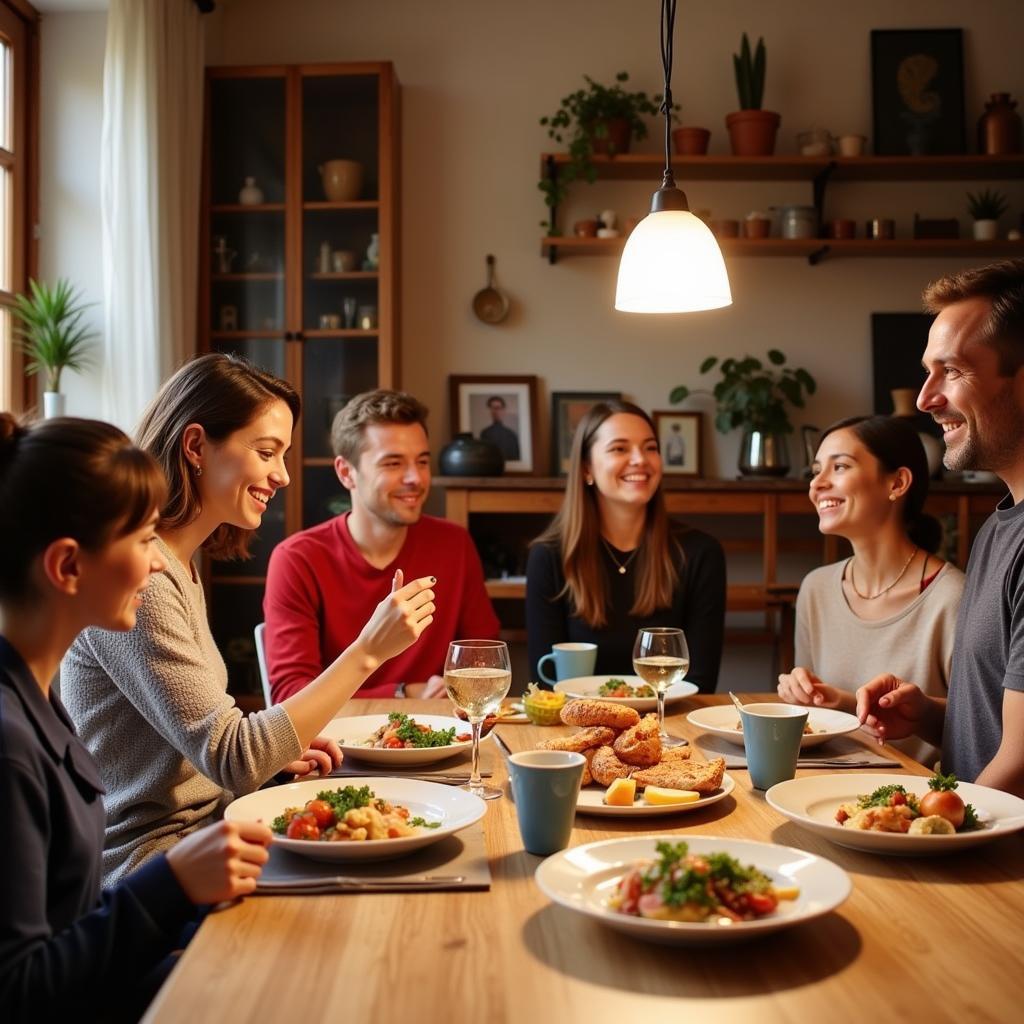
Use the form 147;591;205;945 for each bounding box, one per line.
536;642;597;686
739;703;809;790
507;750;585;855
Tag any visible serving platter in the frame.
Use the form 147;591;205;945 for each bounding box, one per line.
574;772;735;817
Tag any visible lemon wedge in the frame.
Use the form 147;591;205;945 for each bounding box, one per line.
642;786;700;806
604;777;636;806
774;885;800;901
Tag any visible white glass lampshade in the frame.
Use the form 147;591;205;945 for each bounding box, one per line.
614;209;732;313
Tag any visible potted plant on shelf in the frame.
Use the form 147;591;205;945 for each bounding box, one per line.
967;188;1009;241
538;71;663;234
13;278;96;418
670;349;816;476
725;33;781;157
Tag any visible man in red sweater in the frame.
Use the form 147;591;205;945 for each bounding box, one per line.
264;390;500;701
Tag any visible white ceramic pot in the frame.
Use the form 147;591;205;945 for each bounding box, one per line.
973;219;999;241
238;176;264;205
318;159;363;202
43;391;66;418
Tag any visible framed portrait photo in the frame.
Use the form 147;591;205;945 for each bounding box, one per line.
448;374;540;474
870;28;965;156
652;410;703;477
550;391;622;476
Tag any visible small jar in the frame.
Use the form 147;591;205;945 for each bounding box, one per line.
978;92;1022;155
779;205;818;240
238;176;264;205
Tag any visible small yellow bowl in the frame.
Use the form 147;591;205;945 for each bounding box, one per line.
522;689;566;726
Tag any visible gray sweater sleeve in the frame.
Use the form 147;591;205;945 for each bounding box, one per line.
78;568;301;795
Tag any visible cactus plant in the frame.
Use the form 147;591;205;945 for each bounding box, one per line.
966;188;1009;221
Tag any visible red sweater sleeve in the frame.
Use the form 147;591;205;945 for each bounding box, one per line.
263;539;326;702
455;531;501;641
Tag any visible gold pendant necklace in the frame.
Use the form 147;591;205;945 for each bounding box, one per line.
847;547;918;600
602;538;639;575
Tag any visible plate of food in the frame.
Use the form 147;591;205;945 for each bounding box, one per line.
765;772;1024;855
575;769;735;817
554;675;698;712
686;704;861;749
224;777;486;862
324;712;491;766
535;835;851;946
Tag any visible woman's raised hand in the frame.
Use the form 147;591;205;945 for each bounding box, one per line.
855;673;931;743
777;666;847;710
355;569;436;669
165;820;272;904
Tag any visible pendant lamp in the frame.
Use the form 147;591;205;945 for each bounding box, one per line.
614;0;732;313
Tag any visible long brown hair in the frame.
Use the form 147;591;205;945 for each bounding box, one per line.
136;353;300;560
0;413;166;601
535;400;679;628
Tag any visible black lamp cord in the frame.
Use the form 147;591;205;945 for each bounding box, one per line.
659;0;677;191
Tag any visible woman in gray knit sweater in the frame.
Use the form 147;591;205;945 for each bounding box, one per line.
62;355;437;882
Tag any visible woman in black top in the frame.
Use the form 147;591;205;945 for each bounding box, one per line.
0;414;273;1023
526;401;726;693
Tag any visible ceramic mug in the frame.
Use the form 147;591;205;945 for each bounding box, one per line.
837;134;867;157
537;642;597;687
828;219;857;240
744;216;771;240
508;751;585;856
738;703;808;790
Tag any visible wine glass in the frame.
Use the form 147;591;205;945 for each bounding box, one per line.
444;639;512;800
632;627;690;747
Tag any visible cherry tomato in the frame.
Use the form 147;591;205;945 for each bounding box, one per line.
456;733;470;742
747;892;778;916
286;812;320;841
891;791;907;806
305;799;336;829
919;789;965;828
383;736;404;748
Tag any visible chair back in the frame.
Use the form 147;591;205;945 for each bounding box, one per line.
254;622;273;708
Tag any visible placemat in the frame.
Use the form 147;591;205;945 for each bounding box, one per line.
255;819;490;894
695;733;901;770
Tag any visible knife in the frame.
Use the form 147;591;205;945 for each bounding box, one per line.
258;874;466;893
330;770;492;783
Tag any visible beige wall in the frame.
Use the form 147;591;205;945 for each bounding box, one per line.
206;0;1024;476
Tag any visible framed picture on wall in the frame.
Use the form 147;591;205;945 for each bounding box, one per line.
652;410;703;477
448;374;540;474
550;391;622;475
870;28;965;156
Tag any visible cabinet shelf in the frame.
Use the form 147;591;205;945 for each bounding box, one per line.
211;203;286;213
302;328;379;338
309;271;379;280
303;200;380;211
211;272;284;281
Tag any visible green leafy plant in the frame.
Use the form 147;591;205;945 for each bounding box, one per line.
12;278;96;392
670;350;816;435
966;188;1009;221
538;72;664;233
733;33;766;110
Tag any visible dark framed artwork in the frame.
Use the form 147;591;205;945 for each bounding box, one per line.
652;410;703;477
871;29;965;156
870;312;941;439
449;374;540;474
550;391;622;475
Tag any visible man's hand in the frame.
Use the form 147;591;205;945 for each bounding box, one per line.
855;673;938;744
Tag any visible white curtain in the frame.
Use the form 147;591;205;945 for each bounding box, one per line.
99;0;204;430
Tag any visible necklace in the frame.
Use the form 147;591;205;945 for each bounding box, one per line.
602;537;640;575
846;547;918;600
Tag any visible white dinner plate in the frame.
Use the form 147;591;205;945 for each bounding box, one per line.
555;675;699;712
766;773;1024;855
224;776;485;862
323;713;491;767
686;705;862;750
535;835;851;946
575;772;735;817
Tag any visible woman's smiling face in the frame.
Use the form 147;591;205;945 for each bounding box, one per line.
585;413;662;510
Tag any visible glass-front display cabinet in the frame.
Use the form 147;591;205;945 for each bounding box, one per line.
200;62;400;697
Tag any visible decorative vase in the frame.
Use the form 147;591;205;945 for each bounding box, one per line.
725;110;781;156
738;428;790;477
438;433;505;477
973;219;999;241
238;177;264;205
43;391;66;419
978;93;1022;155
364;232;380;270
588;117;632;156
672;126;711;155
318;159;363;202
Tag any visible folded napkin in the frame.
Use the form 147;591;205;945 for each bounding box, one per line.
695;733;901;770
255;821;490;895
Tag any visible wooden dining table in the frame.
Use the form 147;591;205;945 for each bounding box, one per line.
144;696;1024;1023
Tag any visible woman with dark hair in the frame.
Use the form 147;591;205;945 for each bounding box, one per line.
526;400;726;693
0;414;273;1022
778;414;964;764
62;354;436;882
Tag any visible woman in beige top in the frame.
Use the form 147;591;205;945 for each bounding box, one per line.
778;415;964;765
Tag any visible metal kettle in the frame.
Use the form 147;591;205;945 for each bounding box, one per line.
801;425;821;478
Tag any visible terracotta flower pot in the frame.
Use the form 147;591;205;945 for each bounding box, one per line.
673;126;711;155
725;110;781;156
588;117;632;155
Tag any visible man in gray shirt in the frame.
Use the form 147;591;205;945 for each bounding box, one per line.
857;259;1024;796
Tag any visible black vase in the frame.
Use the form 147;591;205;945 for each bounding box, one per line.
438;433;505;476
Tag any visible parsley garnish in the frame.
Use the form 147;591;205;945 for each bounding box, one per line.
386;712;457;748
409;816;442;829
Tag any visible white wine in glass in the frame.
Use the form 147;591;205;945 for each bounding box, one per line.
444;639;512;800
633;627;689;747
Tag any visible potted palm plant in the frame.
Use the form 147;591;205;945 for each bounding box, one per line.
670;350;816;476
967;188;1009;241
539;71;663;233
13;278;96;418
725;33;781;156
